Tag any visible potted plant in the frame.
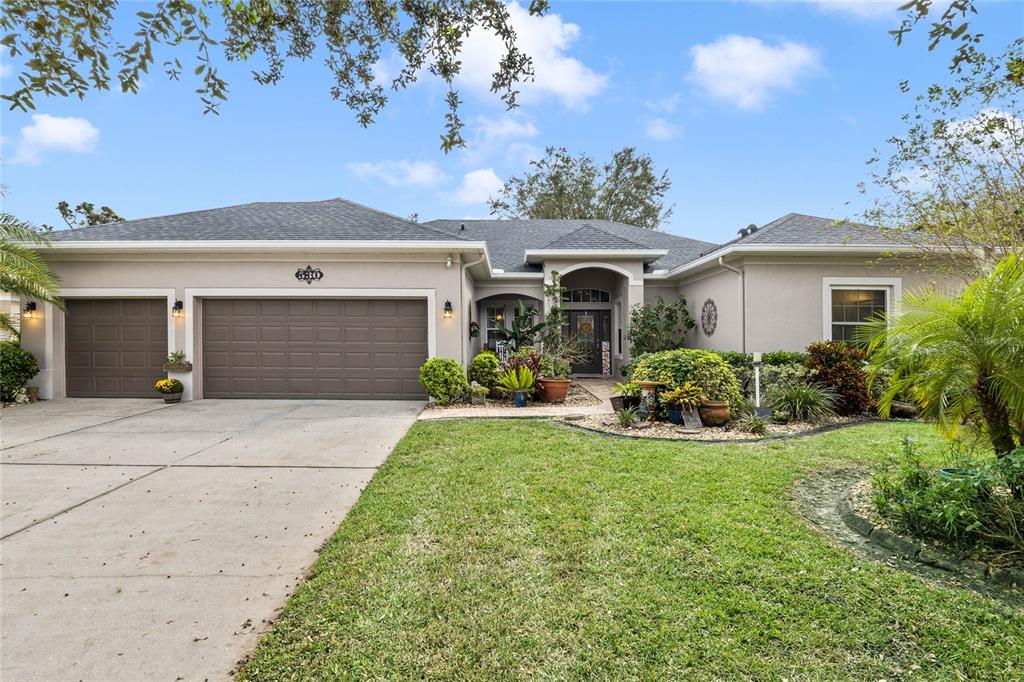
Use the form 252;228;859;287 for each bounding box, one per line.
611;382;642;412
496;366;535;407
154;378;184;403
468;381;489;405
698;397;731;426
162;351;192;372
661;382;703;425
537;355;572;403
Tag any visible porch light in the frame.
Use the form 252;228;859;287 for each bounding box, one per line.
22;301;36;319
443;300;453;319
495;310;504;322
171;300;184;318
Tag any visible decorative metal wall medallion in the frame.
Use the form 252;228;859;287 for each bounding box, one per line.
701;298;718;336
295;265;324;285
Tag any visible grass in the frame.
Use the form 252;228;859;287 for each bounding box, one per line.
239;420;1023;680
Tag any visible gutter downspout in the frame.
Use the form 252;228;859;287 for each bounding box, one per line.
460;253;487;365
718;256;746;353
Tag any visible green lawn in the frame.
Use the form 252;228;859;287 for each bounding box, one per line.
239;420;1023;681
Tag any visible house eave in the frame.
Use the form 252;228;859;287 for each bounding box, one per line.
524;249;668;265
646;243;923;280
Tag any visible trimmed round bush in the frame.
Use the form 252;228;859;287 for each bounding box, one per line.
468;351;500;390
0;341;39;402
418;357;468;405
631;349;743;410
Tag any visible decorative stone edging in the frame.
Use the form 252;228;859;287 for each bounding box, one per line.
555;418;871;444
837;496;1024;588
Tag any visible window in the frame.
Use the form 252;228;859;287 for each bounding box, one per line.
562;288;610;303
829;288;887;344
485;306;506;343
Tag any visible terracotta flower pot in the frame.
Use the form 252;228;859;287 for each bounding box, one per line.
537;377;571;403
698;399;730;426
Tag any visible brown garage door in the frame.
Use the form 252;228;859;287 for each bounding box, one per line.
65;298;168;398
202;299;428;399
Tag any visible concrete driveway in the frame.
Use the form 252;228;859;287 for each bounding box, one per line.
1;398;422;681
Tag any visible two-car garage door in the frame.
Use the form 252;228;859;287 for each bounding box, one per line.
202;299;428;399
65;298;428;400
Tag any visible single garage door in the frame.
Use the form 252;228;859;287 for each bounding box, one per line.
65;298;168;398
202;298;428;399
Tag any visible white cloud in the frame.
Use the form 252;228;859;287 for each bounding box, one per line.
456;2;608;109
688;35;821;110
471;115;539;146
10;113;99;165
462;115;541;165
645;118;681;141
0;63;12;78
452;168;504;205
645;93;682;114
346;159;447;188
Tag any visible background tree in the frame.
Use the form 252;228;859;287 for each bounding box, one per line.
0;211;63;337
43;201;125;231
859;40;1023;282
1;0;549;152
488;146;673;229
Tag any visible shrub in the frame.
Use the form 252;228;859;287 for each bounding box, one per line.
626;295;695;356
418;357;468;404
763;351;807;366
736;413;769;436
767;382;837;423
468;351;500;390
805;341;869;415
713;351;811;399
0;341;39;402
630;349;743;411
615;405;639;427
661;382;703;410
872;438;1023;552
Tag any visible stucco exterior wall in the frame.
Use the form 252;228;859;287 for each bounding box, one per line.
26;253;465;399
742;257;962;352
676;269;743;351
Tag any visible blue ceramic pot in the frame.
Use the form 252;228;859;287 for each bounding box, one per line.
513;391;528;407
668;408;683;425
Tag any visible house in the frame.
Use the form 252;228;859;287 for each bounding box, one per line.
17;199;959;402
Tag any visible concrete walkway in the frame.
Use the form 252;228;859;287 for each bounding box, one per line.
0;398;422;682
418;378;615;420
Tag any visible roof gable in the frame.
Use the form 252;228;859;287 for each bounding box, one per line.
541;224;651;251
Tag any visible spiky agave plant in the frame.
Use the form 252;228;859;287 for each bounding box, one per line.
863;254;1024;459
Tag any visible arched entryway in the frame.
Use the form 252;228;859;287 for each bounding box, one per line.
557;267;630;376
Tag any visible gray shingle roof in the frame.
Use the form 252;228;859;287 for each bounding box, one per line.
723;213;894;248
425;219;716;273
540;224;652;251
48;199;464;242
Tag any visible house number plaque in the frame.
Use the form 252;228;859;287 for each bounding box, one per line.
295;265;324;285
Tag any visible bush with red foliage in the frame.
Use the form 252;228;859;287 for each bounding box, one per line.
805;341;869;415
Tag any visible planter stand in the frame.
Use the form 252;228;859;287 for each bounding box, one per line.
635;381;666;421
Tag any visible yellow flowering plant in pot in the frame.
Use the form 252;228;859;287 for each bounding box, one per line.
154;378;184;403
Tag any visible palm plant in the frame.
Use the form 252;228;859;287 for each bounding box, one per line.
863;254;1024;459
0;210;62;337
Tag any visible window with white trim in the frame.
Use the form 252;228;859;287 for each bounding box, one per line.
829;287;888;344
485;306;506;344
562;288;610;303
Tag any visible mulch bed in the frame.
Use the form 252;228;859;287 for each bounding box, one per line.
423;382;602;411
557;414;870;442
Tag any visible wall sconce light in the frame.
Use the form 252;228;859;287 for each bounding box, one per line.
495;310;504;323
443;300;453;318
22;301;37;319
446;255;454;269
171;300;184;318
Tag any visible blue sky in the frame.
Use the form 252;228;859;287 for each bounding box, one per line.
2;0;1022;245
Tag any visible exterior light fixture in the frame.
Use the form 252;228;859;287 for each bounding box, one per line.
171;300;184;318
443;300;453;318
22;301;37;319
446;255;454;269
495;310;504;322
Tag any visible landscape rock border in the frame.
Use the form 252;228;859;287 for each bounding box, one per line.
555;416;871;444
838;490;1024;588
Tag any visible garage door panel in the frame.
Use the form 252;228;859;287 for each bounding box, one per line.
65;298;167;398
202;298;427;399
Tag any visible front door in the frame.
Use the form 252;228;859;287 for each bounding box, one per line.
567;310;610;375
